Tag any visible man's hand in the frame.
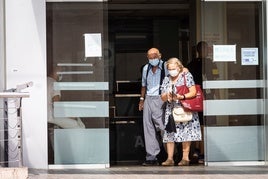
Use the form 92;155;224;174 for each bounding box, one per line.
138;100;144;111
182;67;189;73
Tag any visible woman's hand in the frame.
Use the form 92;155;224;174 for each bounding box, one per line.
162;91;184;102
161;92;171;102
169;92;184;102
172;93;184;101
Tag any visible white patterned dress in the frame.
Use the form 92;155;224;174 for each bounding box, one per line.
161;72;202;143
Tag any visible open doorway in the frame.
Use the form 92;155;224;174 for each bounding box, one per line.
108;0;202;165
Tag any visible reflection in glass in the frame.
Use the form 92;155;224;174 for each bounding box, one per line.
46;2;109;165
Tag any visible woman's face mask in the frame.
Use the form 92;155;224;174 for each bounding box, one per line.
149;58;160;66
169;69;179;77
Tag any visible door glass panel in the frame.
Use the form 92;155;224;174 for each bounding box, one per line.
46;2;109;165
201;1;264;164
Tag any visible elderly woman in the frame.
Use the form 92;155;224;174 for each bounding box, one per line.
160;57;202;166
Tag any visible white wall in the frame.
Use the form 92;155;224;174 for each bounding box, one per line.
0;0;5;165
5;0;47;168
0;0;4;91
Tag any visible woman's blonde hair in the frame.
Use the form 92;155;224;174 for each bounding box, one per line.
166;57;184;72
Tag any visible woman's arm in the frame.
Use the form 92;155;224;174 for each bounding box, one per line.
172;85;197;101
184;85;197;99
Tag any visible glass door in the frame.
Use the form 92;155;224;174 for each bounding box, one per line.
201;0;266;165
46;1;109;168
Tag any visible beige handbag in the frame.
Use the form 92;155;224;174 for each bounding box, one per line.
172;106;193;123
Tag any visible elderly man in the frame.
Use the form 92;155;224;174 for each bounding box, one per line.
139;48;167;166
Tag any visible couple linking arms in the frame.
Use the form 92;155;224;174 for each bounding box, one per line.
139;48;202;166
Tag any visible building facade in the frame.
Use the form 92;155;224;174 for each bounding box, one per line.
0;0;267;169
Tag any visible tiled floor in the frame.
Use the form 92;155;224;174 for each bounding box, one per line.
28;165;268;179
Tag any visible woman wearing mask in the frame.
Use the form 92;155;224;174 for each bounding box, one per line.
160;57;202;166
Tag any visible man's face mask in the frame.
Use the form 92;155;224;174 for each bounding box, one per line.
149;58;160;66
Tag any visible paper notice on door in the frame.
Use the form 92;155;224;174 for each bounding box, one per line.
84;33;102;57
241;48;258;65
213;45;236;62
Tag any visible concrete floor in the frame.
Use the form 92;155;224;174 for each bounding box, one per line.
27;165;268;179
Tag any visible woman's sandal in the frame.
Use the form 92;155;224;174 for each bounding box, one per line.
161;159;174;166
178;159;190;166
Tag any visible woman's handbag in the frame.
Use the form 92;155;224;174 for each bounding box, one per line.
165;106;192;132
176;74;204;112
172;106;193;123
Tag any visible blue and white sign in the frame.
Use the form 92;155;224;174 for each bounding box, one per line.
241;48;258;65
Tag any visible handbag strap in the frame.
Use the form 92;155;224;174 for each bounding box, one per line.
171;83;175;109
168;77;175;109
182;72;187;85
170;73;186;108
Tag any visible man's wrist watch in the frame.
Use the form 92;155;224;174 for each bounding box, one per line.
140;97;144;101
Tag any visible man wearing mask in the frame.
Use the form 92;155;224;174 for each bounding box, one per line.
139;48;168;166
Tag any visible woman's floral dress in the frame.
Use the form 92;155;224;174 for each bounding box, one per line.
161;72;202;143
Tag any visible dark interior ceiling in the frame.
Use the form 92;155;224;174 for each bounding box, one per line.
108;0;190;19
107;1;191;53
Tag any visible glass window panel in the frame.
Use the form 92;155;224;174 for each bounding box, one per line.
206;126;264;162
54;129;109;164
201;1;265;164
46;2;109;165
202;1;263;126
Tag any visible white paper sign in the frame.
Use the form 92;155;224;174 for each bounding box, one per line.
213;45;236;62
241;48;258;65
84;33;102;57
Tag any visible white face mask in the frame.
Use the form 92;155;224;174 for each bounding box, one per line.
169;69;179;77
149;58;160;66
